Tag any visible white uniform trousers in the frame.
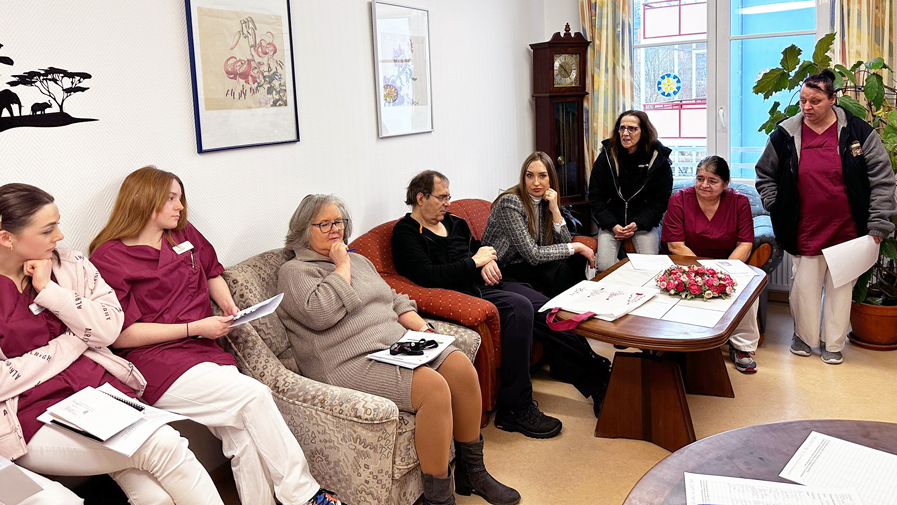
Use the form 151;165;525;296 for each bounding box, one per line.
16;423;222;505
114;362;319;505
791;255;856;352
728;299;761;352
596;227;661;271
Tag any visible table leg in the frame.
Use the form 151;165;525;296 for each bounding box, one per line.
681;349;735;398
596;352;696;452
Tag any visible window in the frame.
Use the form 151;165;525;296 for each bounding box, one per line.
632;0;821;180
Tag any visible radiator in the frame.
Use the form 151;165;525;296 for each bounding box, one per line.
769;253;794;292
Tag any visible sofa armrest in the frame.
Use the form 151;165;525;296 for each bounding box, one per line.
425;319;481;364
222;323;400;423
573;235;597;252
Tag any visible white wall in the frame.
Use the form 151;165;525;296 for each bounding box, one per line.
1;0;573;265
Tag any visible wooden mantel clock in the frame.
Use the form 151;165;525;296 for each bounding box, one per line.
530;24;591;223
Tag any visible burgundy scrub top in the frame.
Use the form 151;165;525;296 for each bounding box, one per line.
662;186;754;259
0;277;135;443
90;223;236;405
796;121;857;256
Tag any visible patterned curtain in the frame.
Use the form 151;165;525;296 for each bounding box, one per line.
580;0;634;174
833;0;896;85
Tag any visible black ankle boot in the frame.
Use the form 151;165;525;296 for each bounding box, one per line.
454;436;520;505
422;468;455;505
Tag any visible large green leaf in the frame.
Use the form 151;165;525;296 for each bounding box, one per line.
882;125;897;145
886;110;897;126
838;95;867;119
758;103;786;133
833;73;845;91
753;69;790;99
853;267;874;303
780;45;802;72
784;103;801;117
789;61;817;88
864;73;884;110
812;33;835;68
882;237;897;260
866;57;887;70
834;64;857;84
849;60;864;72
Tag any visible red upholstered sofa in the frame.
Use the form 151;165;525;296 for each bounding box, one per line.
350;199;597;425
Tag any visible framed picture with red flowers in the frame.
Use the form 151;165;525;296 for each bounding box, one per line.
372;2;433;138
185;0;299;152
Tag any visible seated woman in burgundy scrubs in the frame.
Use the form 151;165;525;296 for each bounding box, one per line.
661;156;761;374
0;183;223;505
89;167;343;505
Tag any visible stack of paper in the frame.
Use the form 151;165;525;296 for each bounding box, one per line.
367;331;456;369
539;280;659;322
39;383;186;456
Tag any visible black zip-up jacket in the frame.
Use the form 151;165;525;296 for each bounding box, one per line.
392;213;487;296
755;106;896;255
588;139;674;231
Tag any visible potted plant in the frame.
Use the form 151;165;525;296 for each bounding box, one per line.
752;33;897;349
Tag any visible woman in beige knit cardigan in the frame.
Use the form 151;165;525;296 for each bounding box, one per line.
276;195;518;505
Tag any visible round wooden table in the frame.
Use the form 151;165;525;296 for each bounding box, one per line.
624;419;897;504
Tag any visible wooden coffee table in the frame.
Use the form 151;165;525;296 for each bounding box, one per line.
555;255;767;452
624;419;897;504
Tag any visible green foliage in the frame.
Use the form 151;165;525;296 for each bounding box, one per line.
752;32;897;305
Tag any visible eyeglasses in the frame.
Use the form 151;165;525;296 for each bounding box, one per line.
311;218;350;233
389;338;438;356
427;193;452;204
618;125;640;134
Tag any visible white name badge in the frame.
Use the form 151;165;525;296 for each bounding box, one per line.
29;303;46;315
172;241;194;255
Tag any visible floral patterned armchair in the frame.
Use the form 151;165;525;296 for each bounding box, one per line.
217;248;480;505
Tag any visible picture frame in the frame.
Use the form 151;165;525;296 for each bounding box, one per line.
371;2;433;138
185;0;299;152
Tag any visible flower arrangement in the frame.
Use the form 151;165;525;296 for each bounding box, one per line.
655;265;737;300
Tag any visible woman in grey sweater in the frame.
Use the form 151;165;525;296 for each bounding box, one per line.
482;152;595;296
277;195;519;505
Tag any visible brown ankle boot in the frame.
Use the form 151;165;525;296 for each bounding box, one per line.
422;468;455;505
454;436;520;505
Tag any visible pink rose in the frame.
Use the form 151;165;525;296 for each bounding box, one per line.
704;290;713;299
669;289;676;295
659;281;668;289
689;283;702;295
725;286;733;295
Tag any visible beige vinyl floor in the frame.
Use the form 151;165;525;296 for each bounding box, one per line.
452;300;897;505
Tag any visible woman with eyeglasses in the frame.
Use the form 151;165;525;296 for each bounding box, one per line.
89;167;344;505
277;194;519;505
588;110;673;271
481;151;595;297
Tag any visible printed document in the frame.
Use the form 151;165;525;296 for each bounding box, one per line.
539;280;659;321
40;383;186;456
780;431;897;505
821;236;879;289
698;258;758;277
626;253;674;272
44;385;144;440
367;331;456;369
230;293;284;327
684;473;863;505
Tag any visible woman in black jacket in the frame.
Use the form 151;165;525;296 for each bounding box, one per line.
588;110;673;271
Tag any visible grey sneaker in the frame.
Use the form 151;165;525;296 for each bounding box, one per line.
790;334;811;357
820;342;843;364
728;344;757;373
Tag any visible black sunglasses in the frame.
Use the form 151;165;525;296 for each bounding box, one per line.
389;338;438;356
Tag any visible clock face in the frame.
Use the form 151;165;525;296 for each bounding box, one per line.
553;53;579;87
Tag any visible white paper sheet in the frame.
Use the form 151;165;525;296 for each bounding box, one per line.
229;293;284;327
698;259;759;277
600;261;660;287
780;432;897;505
660;305;725;328
684;473;864;505
39;384;186;456
626;253;674;271
366;331;456;369
45;385;144;440
821;236;880;289
0;457;43;505
538;280;659;321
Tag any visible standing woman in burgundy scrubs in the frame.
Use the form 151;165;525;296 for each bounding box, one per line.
0;183;223;505
89;167;342;505
756;69;896;364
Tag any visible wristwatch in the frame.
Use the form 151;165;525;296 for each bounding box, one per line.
419;322;436;333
